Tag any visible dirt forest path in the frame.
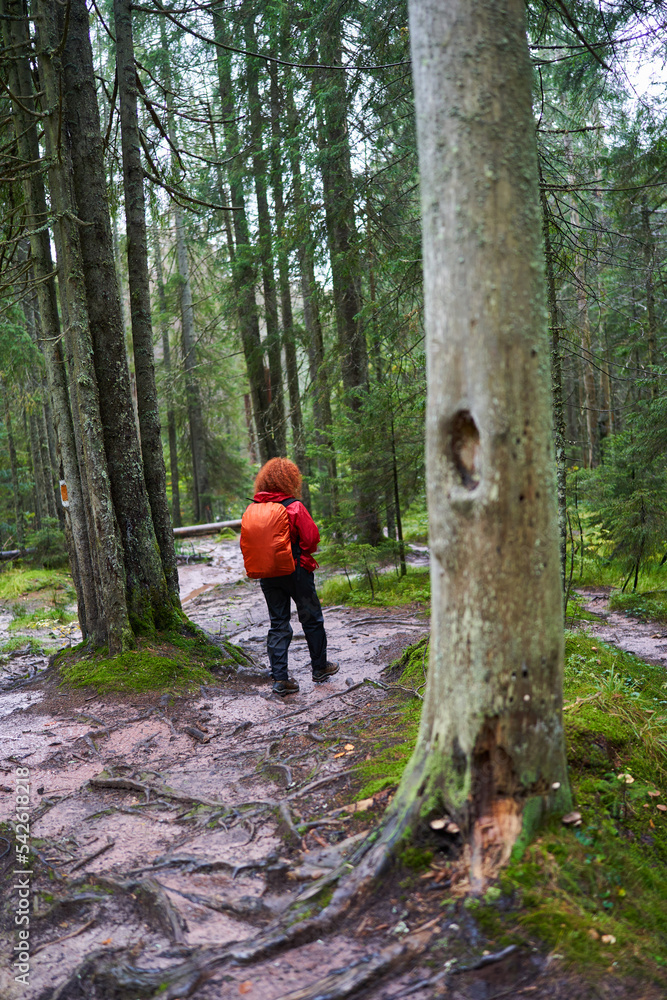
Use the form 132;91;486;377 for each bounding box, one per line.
577;587;667;668
2;557;664;1000
0;541;437;1000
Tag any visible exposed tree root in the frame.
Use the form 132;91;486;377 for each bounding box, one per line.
158;883;275;923
277;801;302;847
45;947;215;1000
132;878;188;944
88;773;230;811
273;931;432;1000
129;852;289;879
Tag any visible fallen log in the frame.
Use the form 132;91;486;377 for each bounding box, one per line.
173;519;242;538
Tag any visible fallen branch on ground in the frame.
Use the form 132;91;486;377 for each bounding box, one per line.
69;838;115;872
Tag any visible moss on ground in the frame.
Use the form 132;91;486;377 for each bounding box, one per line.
57;631;241;695
346;630;667;983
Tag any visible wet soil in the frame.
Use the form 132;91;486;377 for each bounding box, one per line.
0;553;662;999
577;587;667;667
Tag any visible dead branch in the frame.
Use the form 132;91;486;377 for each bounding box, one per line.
69;838;115;872
32;918;96;955
285;768;356;801
182;724;211;743
132;853;288;879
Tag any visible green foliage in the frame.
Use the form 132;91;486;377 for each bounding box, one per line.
399;846;433;871
318;541;430;606
490;632;667;975
57;625;241;694
24;518;68;568
579;417;667;589
9;605;76;632
347;628;667;977
608;590;667;622
402;495;428;544
355;638;427;798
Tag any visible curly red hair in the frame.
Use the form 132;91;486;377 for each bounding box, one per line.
254;458;302;498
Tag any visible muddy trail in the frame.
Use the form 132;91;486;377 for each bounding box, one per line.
577;587;667;667
0;553;661;1000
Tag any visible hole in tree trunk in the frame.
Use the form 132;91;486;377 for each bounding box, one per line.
447;410;480;489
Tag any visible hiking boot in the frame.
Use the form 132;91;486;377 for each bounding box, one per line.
312;661;340;683
272;677;300;697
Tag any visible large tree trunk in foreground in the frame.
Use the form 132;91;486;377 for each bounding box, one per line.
387;0;571;883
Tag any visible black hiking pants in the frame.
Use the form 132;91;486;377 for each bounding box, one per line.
260;570;327;681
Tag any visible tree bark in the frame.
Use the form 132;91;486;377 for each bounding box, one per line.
174;205;212;523
113;0;180;599
2;387;24;548
315;19;381;544
1;0;99;641
27;407;47;529
641;197;657;400
39;391;61;523
284;83;338;519
61;0;177;625
245;13;286;456
212;10;278;463
540;184;567;595
269;62;310;505
153;231;182;528
36;0;132;652
565;140;598;468
387;0;571;880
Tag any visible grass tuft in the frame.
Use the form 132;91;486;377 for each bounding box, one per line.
0;568;75;601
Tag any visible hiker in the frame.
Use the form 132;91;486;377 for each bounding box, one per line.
240;458;339;696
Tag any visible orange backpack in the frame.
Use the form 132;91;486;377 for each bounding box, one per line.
240;498;299;579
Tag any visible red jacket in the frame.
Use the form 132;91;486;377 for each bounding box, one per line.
252;492;320;573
